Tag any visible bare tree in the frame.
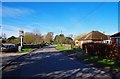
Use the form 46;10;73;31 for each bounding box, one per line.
74;33;86;41
24;32;35;44
45;32;53;44
24;32;43;44
34;33;43;44
2;33;6;39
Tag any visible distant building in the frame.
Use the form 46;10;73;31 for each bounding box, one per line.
110;32;120;44
75;40;79;46
75;31;109;48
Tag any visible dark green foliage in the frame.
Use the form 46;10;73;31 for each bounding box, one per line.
54;34;73;45
7;36;17;41
2;39;7;43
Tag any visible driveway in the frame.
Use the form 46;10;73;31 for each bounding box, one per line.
2;45;111;79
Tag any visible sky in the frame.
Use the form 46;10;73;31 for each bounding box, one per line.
1;2;118;38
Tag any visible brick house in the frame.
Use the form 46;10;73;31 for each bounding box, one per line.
110;32;120;44
75;31;109;48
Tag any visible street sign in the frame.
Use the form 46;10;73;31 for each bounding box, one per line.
19;30;24;36
19;30;24;47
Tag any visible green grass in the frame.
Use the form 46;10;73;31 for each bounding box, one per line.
73;47;83;52
56;45;71;50
21;48;33;53
56;45;83;52
81;55;120;71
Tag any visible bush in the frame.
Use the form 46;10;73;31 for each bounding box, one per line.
82;43;120;60
22;44;42;48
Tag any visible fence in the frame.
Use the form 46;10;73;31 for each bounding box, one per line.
82;43;120;60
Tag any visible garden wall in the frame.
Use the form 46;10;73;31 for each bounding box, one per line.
82;43;120;60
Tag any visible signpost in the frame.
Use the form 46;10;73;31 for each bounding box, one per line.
19;30;24;52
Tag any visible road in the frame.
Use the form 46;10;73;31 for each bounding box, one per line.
1;52;29;69
2;45;111;79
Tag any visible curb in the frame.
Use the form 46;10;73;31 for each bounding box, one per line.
2;48;38;70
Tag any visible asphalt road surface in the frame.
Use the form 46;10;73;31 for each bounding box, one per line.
2;45;112;79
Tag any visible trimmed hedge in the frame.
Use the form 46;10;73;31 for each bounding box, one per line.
22;44;43;48
82;43;120;60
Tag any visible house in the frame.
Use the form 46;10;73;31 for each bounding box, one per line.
75;31;109;48
103;35;111;44
110;32;120;44
75;40;79;46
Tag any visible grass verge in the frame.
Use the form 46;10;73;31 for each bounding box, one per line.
56;45;71;50
81;54;120;71
21;48;33;53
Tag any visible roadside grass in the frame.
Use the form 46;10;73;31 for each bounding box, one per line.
81;55;120;71
21;48;33;53
56;45;83;52
56;45;71;50
56;45;120;71
73;47;83;53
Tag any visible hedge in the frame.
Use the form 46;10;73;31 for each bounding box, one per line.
22;44;43;48
82;43;120;60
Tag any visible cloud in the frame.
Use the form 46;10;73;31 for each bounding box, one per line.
2;24;33;38
29;22;68;34
2;6;34;18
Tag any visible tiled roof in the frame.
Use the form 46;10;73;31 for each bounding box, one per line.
111;32;120;37
78;31;108;41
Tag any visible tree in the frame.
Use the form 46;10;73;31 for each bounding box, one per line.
11;38;20;44
65;37;73;44
2;33;6;39
34;33;43;44
24;32;43;44
74;33;86;41
7;36;19;44
54;35;59;44
24;32;35;44
54;34;74;47
7;36;17;41
2;39;6;43
54;34;65;45
45;32;53;44
59;34;65;45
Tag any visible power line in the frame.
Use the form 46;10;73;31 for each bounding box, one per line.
79;2;105;22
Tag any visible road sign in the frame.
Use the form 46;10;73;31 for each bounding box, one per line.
19;30;24;47
19;30;24;36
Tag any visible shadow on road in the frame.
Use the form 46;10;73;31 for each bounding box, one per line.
2;49;112;79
